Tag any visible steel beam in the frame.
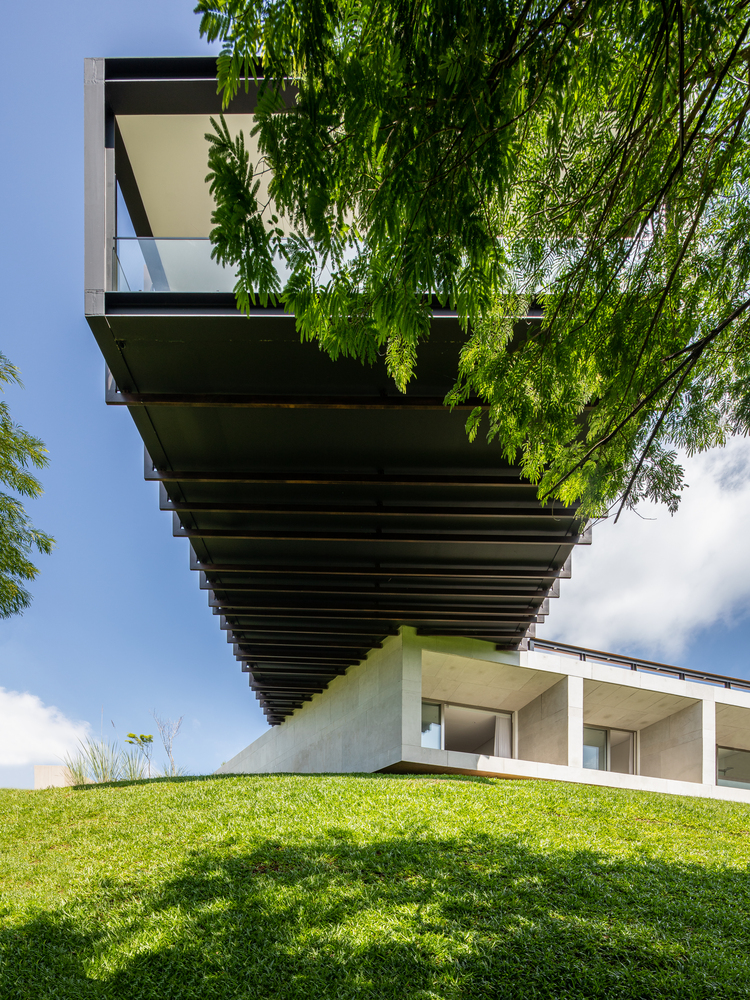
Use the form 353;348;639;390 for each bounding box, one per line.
166;497;578;519
151;468;535;487
178;521;588;546
110;389;486;409
192;550;573;580
214;600;543;621
204;575;553;601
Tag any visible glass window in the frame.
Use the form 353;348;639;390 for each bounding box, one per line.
583;727;608;770
583;727;635;773
421;702;442;749
443;705;512;757
717;746;750;788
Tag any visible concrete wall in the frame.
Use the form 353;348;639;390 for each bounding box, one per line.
215;630;750;803
216;634;407;774
639;701;704;783
400;629;423;752
716;703;750;752
518;676;575;766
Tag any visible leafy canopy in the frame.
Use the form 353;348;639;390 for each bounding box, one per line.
0;354;53;616
197;0;750;518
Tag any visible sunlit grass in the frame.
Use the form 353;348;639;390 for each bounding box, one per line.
2;774;750;998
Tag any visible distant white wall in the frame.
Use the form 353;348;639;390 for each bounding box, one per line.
216;633;408;774
34;765;72;789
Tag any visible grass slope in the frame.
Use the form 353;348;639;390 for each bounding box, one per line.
2;774;750;998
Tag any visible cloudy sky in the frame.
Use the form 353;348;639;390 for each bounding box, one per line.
1;0;749;788
543;436;750;672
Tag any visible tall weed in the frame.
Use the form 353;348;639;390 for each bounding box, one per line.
61;750;89;787
62;739;124;784
122;751;146;781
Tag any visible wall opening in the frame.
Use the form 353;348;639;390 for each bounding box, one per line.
421;701;512;757
583;726;635;774
717;746;750;788
421;701;442;750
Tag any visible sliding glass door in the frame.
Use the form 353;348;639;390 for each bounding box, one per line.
421;701;513;757
583;726;635;774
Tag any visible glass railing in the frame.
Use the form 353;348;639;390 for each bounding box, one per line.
114;238;240;293
113;237;346;294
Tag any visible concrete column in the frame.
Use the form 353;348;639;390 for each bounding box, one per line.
567;674;584;768
518;676;570;765
701;693;716;785
400;627;423;750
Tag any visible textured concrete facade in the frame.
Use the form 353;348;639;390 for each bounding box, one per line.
639;701;705;783
218;633;416;774
517;676;571;766
217;628;750;803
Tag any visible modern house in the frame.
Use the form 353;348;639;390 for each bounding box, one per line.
85;57;750;802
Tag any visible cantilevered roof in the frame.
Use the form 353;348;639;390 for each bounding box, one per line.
86;59;589;724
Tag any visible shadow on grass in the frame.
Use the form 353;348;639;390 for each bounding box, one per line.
66;773;245;791
3;831;749;999
67;772;496;792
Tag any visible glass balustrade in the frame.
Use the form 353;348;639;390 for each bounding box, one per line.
114;238;293;293
112;238;362;294
114;238;238;293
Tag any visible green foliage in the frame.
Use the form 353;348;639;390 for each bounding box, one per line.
0;352;52;615
197;0;750;518
125;733;154;749
4;775;750;996
126;733;155;778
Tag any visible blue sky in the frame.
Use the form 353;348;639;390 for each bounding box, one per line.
0;0;261;786
1;0;749;787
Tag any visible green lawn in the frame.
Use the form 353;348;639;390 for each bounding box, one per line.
2;774;750;998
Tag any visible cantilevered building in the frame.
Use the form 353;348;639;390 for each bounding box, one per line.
85;57;750;801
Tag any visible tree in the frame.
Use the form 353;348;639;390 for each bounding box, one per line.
0;353;53;615
151;712;184;777
196;0;750;519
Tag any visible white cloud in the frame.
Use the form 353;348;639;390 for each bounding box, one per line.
0;689;90;766
543;437;750;661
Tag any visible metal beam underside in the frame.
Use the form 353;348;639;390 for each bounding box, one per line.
84;60;587;724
